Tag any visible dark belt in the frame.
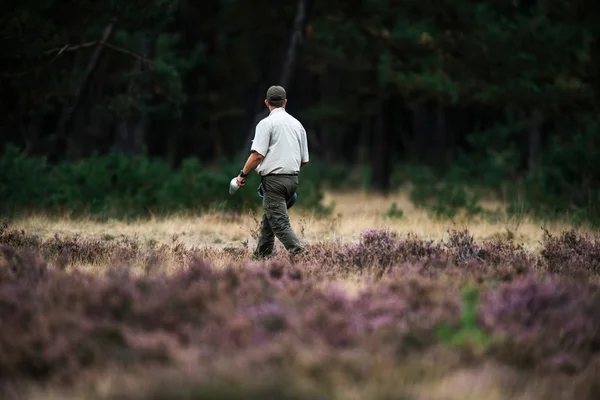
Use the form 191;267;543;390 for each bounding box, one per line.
262;173;298;177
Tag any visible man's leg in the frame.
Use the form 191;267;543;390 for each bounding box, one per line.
253;211;275;259
262;176;304;255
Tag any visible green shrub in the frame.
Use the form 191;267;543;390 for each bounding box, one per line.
506;121;600;226
395;164;486;220
0;145;53;209
0;145;330;219
436;286;492;353
384;202;404;220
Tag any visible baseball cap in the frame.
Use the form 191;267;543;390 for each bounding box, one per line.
266;85;286;102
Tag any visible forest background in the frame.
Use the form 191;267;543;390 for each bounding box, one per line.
1;0;599;225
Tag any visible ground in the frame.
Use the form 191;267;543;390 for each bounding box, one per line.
1;190;599;400
13;190;582;250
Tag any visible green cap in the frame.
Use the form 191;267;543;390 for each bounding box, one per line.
266;85;286;103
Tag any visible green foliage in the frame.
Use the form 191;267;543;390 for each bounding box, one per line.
457;116;524;187
0;145;52;205
436;286;492;352
0;145;329;219
399;165;486;220
384;202;404;220
297;161;372;192
506;117;600;226
109;58;186;120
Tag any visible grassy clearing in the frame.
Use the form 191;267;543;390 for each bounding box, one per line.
9;190;591;253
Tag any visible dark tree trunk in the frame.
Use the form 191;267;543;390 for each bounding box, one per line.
167;120;187;166
528;108;542;173
433;103;446;165
280;0;307;89
319;73;336;163
302;71;321;157
397;109;415;158
372;98;393;194
410;102;446;165
445;106;456;161
411;102;430;163
242;0;309;152
58;19;117;149
113;32;157;154
26;110;42;155
357;113;371;164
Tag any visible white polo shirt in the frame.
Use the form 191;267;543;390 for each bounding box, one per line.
250;107;309;176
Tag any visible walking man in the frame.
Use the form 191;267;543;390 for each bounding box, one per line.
236;85;309;259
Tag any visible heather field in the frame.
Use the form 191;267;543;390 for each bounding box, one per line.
2;192;600;400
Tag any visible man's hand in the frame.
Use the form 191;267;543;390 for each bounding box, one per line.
237;151;265;186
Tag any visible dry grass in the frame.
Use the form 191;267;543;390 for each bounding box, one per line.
10;190;593;254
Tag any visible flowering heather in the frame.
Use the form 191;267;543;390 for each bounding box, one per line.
1;223;600;399
481;274;600;372
303;228;445;275
541;229;600;275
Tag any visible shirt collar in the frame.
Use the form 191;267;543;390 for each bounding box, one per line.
269;107;286;116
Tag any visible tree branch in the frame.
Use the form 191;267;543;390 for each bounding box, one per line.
44;40;154;65
102;41;153;65
44;41;98;56
57;19;117;140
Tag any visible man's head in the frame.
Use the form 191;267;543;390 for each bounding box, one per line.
265;85;287;109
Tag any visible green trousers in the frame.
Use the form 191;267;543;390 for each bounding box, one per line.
254;175;304;258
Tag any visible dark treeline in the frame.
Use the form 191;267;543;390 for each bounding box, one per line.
1;0;599;222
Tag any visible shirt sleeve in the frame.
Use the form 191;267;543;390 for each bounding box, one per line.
250;120;270;157
301;127;309;163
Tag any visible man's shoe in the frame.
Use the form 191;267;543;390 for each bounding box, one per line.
252;252;273;261
290;247;309;259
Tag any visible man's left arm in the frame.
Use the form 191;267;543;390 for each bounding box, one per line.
300;127;309;168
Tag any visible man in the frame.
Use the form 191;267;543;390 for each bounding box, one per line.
236;85;309;259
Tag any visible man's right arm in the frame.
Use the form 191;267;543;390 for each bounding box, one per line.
251;120;270;157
